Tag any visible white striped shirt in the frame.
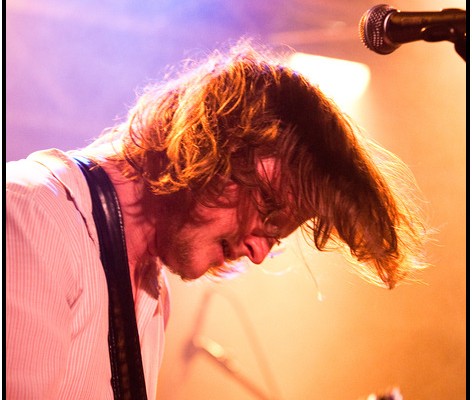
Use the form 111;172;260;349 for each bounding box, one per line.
6;149;169;399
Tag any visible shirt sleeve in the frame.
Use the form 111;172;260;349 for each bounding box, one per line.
6;182;80;398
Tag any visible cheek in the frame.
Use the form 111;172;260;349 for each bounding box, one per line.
192;202;240;230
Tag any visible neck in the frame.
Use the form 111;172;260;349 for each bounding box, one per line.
82;141;158;296
104;163;154;261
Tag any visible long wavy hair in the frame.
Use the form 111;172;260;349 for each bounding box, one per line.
106;40;429;288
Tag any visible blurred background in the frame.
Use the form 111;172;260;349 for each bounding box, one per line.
6;0;466;399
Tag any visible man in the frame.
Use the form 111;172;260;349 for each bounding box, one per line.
6;41;428;399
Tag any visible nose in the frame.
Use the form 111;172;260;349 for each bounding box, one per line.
238;235;273;264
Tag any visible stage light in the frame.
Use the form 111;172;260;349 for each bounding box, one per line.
288;52;371;112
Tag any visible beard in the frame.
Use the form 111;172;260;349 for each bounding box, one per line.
159;225;249;281
149;185;251;281
204;258;249;281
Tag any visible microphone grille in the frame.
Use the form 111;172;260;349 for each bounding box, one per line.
359;4;398;54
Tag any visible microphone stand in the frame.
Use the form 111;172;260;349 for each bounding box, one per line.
183;289;282;400
454;36;467;62
189;336;276;400
422;21;467;62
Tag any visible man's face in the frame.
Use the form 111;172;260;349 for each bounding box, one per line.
157;159;299;280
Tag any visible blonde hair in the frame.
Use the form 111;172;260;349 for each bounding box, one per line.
107;40;429;288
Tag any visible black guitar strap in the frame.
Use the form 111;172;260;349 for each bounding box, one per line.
73;155;148;400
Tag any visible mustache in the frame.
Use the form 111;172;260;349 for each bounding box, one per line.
204;258;250;281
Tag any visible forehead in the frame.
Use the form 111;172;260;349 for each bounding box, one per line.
255;156;291;207
256;157;277;181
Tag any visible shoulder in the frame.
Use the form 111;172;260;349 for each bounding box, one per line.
7;149;96;236
6;148;100;271
7;149;105;308
7;149;87;203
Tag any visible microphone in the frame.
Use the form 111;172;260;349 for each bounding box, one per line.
359;4;466;55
